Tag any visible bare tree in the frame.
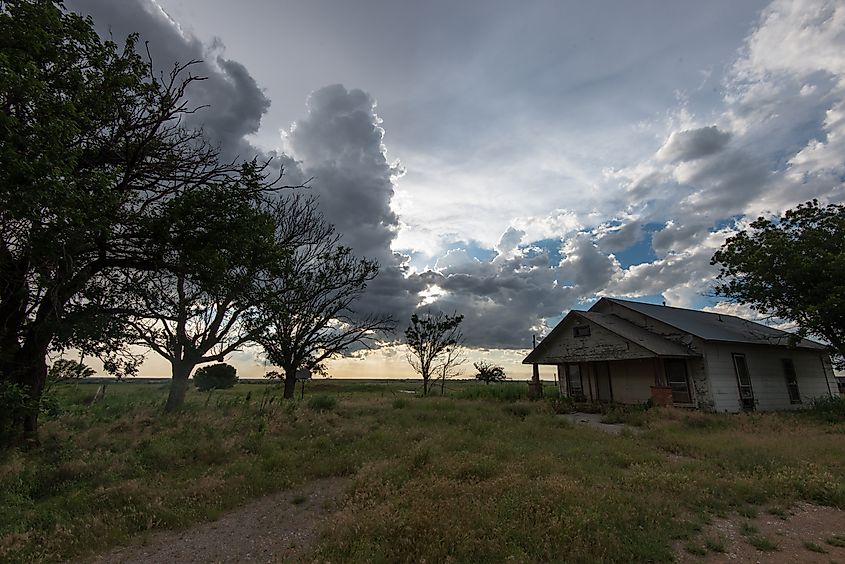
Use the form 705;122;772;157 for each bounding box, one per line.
404;311;464;396
437;340;466;395
255;221;395;399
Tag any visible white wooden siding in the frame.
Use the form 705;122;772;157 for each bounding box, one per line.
702;342;835;412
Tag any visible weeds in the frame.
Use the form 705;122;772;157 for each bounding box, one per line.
803;540;828;553
2;381;845;563
306;395;336;411
827;534;845;547
803;396;845;423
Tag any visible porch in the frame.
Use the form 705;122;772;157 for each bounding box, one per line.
554;357;698;407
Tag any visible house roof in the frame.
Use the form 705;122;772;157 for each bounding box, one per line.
578;312;697;357
523;310;697;364
595;298;828;350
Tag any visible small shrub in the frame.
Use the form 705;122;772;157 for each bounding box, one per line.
805;396;845;423
684;543;707;556
827;535;845;548
746;535;779;552
504;403;531;419
392;398;409;409
803;541;827;553
704;537;726;553
547;396;574;414
600;409;624;424
193;363;238;391
738;506;758;519
307;395;336;411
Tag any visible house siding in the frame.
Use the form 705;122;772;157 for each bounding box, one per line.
703;342;834;412
536;315;655;364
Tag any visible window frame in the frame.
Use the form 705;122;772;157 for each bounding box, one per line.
732;353;755;411
572;325;591;338
664;359;692;404
782;358;801;404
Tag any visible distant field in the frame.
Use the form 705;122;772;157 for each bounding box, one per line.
1;381;844;562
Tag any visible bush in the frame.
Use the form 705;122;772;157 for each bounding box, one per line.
392;398;409;409
193;363;238;391
307;395;337;411
547;396;575;414
805;395;845;423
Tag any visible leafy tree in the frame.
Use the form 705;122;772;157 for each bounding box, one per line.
474;361;507;385
256;219;394;399
405;311;464;396
0;0;251;436
47;359;95;382
711;200;845;366
193;363;238;391
124;183;312;411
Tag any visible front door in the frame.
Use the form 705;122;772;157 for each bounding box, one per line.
595;362;613;401
732;354;755;411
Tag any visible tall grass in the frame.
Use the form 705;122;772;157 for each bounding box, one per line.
2;381;845;563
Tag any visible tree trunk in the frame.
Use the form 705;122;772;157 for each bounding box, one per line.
283;368;297;399
21;357;48;438
440;375;445;395
422;375;429;396
164;362;193;412
8;342;50;441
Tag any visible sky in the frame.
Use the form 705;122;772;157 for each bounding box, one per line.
66;0;845;379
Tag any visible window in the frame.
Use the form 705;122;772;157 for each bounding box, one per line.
732;354;755;411
782;358;801;404
573;325;591;337
566;363;584;399
665;359;692;404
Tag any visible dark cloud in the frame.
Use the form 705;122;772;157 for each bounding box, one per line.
657;126;732;162
67;0;270;161
285;85;423;323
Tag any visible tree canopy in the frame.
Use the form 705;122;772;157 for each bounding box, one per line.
0;0;254;434
256;219;394;399
711;200;845;366
473;361;507;385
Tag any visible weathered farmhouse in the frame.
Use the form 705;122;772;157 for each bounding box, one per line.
523;298;838;412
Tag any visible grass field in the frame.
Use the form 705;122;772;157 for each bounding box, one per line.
1;380;844;562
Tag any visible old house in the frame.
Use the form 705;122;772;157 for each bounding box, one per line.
523;298;838;412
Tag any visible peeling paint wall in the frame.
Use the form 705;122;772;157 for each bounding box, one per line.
534;315;655;364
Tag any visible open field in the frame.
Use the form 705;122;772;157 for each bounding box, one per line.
2;380;845;562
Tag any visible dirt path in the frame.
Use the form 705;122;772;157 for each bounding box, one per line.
91;477;348;564
677;502;845;563
562;412;641;435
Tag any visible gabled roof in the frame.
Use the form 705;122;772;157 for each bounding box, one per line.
594;298;828;350
523;310;696;364
578;312;696;357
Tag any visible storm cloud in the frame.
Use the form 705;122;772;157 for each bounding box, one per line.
656;126;732;162
67;0;845;361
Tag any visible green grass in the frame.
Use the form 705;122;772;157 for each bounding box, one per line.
804;540;828;553
827;534;845;547
704;536;727;553
2;381;845;563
